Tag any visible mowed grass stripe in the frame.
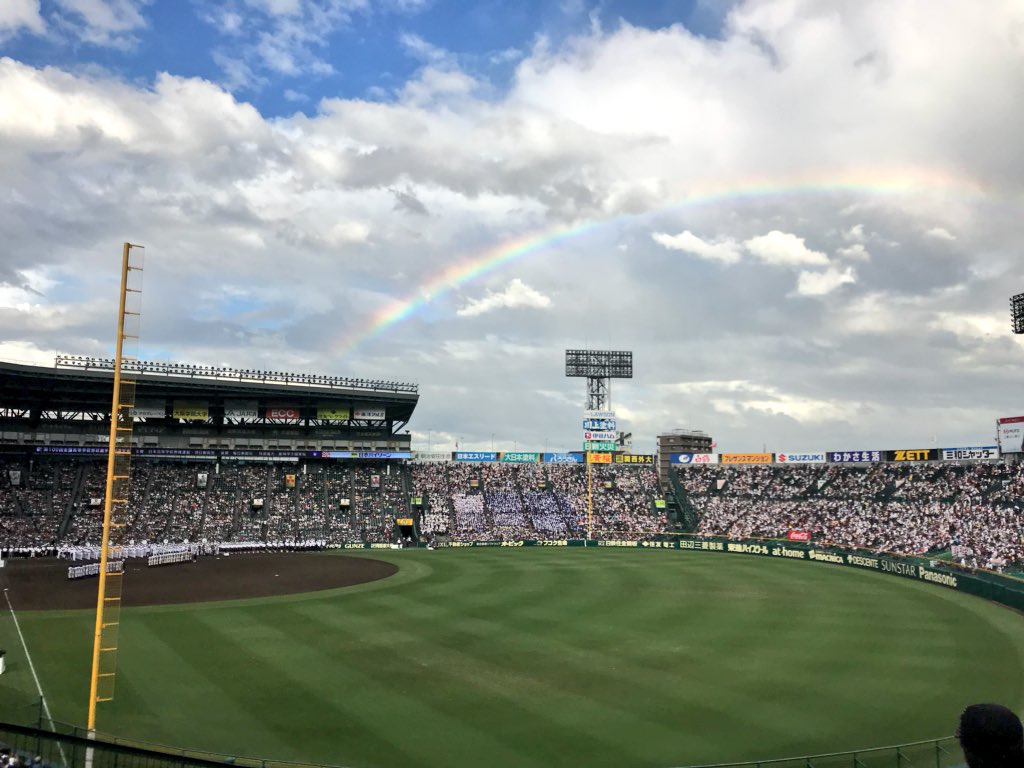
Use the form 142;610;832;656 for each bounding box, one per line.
278;597;681;768
9;549;1024;768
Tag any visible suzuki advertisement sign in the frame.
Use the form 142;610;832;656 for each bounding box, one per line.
775;452;826;464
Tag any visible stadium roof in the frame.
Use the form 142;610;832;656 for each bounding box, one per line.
0;357;419;424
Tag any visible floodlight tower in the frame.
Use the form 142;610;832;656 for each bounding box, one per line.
1012;292;1024;334
565;349;633;411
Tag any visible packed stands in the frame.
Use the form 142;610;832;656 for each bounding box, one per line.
686;462;1024;571
2;454;1022;572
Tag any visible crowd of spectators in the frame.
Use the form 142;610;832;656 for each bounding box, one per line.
2;455;1021;570
689;462;1024;570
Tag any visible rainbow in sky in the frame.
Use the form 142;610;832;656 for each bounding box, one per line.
331;166;990;357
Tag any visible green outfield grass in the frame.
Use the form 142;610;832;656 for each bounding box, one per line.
2;549;1023;768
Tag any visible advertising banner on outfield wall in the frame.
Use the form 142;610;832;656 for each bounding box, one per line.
775;452;826;464
720;453;773;465
455;452;498;462
670;453;718;465
614;454;654;464
829;450;883;463
172;401;209;420
265;407;301;421
317;406;350;421
941;446;1000;461
587;452;612;463
543;453;584;463
413;452;451;462
134;400;166;419
997;416;1024;453
501;452;540;463
888;449;936;462
224;400;259;420
354;407;386;420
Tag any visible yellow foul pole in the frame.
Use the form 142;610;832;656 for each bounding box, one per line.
587;454;593;539
87;241;142;731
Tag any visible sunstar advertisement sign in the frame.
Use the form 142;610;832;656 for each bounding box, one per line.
670;453;718;465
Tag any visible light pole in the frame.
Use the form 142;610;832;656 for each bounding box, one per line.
491;433;494;451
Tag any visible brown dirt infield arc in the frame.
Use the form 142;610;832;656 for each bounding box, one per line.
0;553;398;610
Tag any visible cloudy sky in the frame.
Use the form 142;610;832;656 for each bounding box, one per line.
1;0;1023;455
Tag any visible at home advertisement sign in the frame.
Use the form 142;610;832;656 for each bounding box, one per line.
997;416;1024;453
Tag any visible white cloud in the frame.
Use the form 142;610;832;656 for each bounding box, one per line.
457;279;553;317
843;224;865;243
836;243;870;261
925;226;957;241
794;267;856;297
651;231;742;264
744;231;829;267
3;0;1024;453
53;0;148;46
0;0;44;36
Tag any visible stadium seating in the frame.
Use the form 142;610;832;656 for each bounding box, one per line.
1;455;1022;571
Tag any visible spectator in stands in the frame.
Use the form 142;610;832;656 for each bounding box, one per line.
957;703;1024;768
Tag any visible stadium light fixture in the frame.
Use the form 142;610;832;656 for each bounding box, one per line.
1012;292;1024;335
565;349;633;411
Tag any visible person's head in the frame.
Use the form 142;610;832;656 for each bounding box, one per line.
958;704;1024;767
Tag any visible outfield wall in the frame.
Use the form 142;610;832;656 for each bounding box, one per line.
339;536;1024;611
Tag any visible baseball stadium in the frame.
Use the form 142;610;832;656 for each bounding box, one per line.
1;351;1023;768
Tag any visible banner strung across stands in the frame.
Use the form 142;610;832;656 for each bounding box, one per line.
454;452;498;462
889;449;936;462
940;446;1000;461
319;451;412;459
317;406;350;421
412;451;450;462
133;400;165;419
353;407;386;420
614;454;653;464
395;517;414;526
654;499;666;508
172;401;208;420
719;453;773;464
996;416;1024;453
670;453;718;465
265;407;301;421
501;452;540;463
829;450;883;463
224;400;258;420
775;452;826;464
787;530;812;542
543;452;584;463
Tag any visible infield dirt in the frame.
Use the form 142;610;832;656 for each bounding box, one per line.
0;552;397;610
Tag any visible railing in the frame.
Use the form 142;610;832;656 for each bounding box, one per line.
54;355;418;395
0;720;964;768
679;737;963;768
